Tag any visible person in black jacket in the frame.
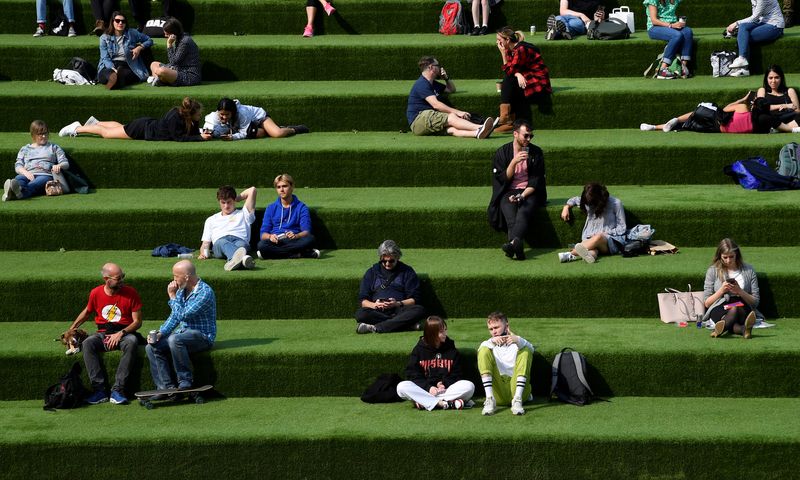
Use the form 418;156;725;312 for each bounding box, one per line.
58;97;211;142
396;316;475;410
487;119;547;260
355;240;426;334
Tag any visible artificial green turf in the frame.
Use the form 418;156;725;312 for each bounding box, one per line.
3;29;800;82
3;318;798;400
0;0;753;35
1;185;799;251
1;396;799;479
0;247;797;322
0;130;792;188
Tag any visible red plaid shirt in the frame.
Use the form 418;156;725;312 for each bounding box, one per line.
502;42;552;97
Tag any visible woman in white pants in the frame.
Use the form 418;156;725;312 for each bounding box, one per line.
396;316;475;411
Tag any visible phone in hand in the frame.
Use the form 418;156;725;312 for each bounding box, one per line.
726;278;736;285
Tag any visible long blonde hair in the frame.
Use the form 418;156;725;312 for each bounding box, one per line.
711;238;744;281
497;27;525;45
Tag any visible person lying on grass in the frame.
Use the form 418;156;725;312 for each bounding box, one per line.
3;120;68;202
557;182;627;264
478;311;533;416
396;316;475;411
640;92;800;133
58;97;211;141
203;98;309;140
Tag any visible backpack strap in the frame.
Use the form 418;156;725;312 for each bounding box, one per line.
570;351;594;396
549;351;563;398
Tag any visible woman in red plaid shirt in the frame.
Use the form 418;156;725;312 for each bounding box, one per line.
495;27;553;132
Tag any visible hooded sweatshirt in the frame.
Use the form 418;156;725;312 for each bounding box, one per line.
259;194;311;236
405;336;463;390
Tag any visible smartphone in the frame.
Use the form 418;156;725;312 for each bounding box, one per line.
726;278;736;284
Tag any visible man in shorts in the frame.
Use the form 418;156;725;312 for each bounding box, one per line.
406;56;494;139
478;311;533;415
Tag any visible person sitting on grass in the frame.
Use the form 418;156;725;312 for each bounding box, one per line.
97;11;153;90
640;92;800;133
355;240;427;334
557;182;626;264
59;97;211;141
198;185;257;271
406;56;495;139
702;238;761;339
203;98;309;140
545;0;605;40
302;0;336;37
256;174;319;259
756;65;800;126
725;0;784;76
148;17;201;87
396;316;476;411
644;0;693;79
3;120;68;202
478;311;533;416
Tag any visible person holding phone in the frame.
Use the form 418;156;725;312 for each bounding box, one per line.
701;238;762;339
545;0;606;40
355;240;426;334
487;119;547;261
203;98;309;140
256;174;319;260
477;311;533;416
149;17;201;87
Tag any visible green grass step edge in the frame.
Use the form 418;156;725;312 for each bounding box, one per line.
0;0;753;34
2;318;798;400
0;248;797;322
3;30;800;82
0;130;793;188
2;397;799;480
2;185;800;251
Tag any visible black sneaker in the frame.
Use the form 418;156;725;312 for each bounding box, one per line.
470;26;480;36
501;242;515;258
512;238;525;260
545;14;557;40
478;25;488;35
555;18;571;40
289;125;310;134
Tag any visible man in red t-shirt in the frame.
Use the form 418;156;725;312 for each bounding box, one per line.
68;263;142;405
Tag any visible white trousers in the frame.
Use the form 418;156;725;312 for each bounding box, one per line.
396;379;475;411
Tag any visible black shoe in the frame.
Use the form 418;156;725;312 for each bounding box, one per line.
470;26;480;36
289;125;310;134
478;25;488;35
512;237;525;260
501;242;515;258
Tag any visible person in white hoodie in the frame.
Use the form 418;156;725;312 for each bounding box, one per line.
478;311;533;416
203;98;309;140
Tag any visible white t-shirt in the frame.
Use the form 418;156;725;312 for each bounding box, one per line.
201;206;255;244
479;336;533;377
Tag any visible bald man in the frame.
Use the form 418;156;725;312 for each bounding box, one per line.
146;260;217;394
69;263;143;405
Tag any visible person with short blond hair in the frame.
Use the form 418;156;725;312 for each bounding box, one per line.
478;311;533;416
257;174;319;260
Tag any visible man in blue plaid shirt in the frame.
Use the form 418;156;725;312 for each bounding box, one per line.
146;260;217;393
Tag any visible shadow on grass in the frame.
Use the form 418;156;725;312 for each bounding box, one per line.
214;338;277;350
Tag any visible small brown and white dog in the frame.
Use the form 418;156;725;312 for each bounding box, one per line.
57;329;88;355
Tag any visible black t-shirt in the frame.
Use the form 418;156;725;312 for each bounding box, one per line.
568;0;602;18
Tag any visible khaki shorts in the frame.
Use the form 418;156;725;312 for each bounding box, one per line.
410;109;449;136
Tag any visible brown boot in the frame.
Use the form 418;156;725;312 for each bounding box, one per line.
93;19;105;36
494;103;515;133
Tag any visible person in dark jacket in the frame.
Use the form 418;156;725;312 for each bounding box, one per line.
355;240;426;334
396;316;475;410
58;97;210;142
256;174;319;259
487;120;547;261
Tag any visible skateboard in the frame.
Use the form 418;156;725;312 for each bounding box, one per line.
134;385;213;409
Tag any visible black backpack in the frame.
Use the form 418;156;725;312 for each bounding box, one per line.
587;18;630;40
68;57;98;84
550;348;594;406
43;362;88;410
360;373;403;403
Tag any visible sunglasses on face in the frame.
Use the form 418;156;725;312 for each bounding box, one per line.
381;258;397;265
114;18;126;23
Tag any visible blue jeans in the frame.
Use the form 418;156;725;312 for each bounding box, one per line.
37;0;75;23
648;26;694;64
211;235;249;260
737;22;783;60
556;15;587;36
146;329;212;390
15;174;50;199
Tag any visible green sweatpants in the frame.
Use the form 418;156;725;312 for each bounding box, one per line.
477;345;532;406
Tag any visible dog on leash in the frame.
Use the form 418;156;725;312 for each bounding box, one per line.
57;329;88;355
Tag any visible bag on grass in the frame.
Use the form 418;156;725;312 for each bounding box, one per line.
644;52;681;78
43;362;87;410
68;57;97;84
681;103;720;133
438;0;468;35
725;157;800;191
657;285;705;324
45;180;63;196
361;373;403;403
648;239;678;255
550;348;594;406
53;68;91;85
609;6;635;33
777;142;800;180
710;51;737;77
587;18;630;40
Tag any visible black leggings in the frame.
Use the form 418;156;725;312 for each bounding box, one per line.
708;297;752;335
98;61;141;89
500;74;532;121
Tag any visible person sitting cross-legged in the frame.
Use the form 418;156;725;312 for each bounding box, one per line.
256;174;319;260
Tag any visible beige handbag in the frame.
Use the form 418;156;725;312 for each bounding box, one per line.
45;180;63;196
657;285;706;323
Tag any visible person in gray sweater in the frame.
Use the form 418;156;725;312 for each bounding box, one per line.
726;0;785;74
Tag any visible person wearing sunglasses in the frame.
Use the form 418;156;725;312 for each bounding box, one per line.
97;11;153;90
487;119;547;261
355;240;426;334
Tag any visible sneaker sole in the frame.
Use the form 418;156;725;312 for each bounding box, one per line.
743;312;756;339
224;247;247;271
109;397;128;405
711;320;725;338
477;117;494;139
87;397;109;405
574;243;596;263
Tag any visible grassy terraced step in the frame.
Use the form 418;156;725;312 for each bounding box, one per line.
1;186;799;251
2;318;798;400
0;130;792;188
0;248;797;322
3;30;800;82
2;75;799;132
2;396;799;479
0;0;751;35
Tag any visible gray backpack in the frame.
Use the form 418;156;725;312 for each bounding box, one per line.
777;142;799;180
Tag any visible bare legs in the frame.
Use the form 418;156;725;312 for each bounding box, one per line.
150;61;178;85
446;113;484;137
255;118;296;138
75;121;131;139
571;233;610;259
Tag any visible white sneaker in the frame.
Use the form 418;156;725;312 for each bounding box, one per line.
729;68;750;77
476;117;494;139
662;118;679;132
242;254;255;270
33;26;45;37
482;396;496;416
792;127;800;133
58;121;81;137
558;251;577;263
574;243;596;263
639;123;656;131
85;116;99;127
224;247;247;271
68;26;77;37
146;76;157;85
511;397;525;415
729;56;749;69
3;179;18;202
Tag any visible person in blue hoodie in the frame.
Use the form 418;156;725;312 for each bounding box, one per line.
256;174;319;259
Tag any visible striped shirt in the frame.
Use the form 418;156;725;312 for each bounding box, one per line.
738;0;785;28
